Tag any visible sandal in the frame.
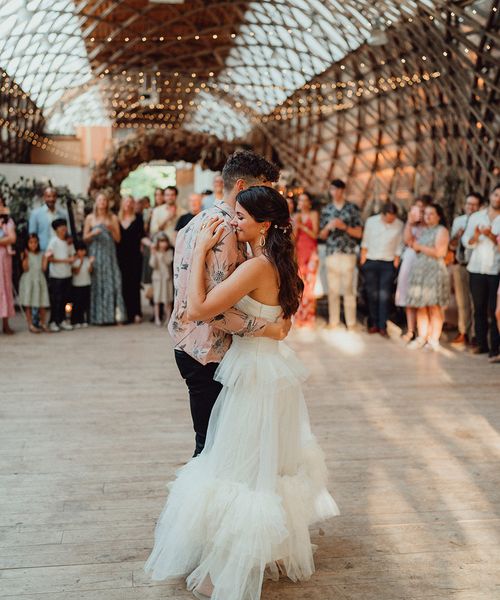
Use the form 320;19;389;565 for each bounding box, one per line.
29;324;42;334
401;330;416;343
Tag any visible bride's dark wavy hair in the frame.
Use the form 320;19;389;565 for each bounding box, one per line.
236;186;303;319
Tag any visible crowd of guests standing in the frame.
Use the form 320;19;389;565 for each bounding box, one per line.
289;179;500;363
0;183;204;334
1;176;499;364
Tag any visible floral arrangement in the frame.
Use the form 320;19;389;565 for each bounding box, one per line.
89;129;244;204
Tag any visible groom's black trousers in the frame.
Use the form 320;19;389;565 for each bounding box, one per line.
174;350;223;457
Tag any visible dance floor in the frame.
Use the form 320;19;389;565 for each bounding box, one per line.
1;319;499;600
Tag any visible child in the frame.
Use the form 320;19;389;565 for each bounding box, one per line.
71;241;94;328
45;218;75;332
19;234;50;333
149;233;174;326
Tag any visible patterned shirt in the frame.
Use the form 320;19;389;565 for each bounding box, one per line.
168;200;267;365
320;201;363;255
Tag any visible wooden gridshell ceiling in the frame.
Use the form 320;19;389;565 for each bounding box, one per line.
0;0;498;201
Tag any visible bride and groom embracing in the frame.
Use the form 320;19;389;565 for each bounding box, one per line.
145;150;339;600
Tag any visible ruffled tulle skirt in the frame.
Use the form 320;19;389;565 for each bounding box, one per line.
145;338;339;600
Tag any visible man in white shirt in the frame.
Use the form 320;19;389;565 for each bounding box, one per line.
360;201;404;337
462;184;500;358
149;185;186;245
448;192;481;345
45;218;75;332
202;174;224;210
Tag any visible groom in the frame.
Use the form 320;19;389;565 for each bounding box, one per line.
168;150;290;456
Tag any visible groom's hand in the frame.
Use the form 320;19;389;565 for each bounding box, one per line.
261;317;292;341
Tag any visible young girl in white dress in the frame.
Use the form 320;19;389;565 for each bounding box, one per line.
18;234;50;333
145;186;339;600
149;233;174;326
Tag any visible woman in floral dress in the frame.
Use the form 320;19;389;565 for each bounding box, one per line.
406;203;450;351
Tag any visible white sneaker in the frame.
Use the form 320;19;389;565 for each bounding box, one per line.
424;340;441;352
74;323;82;329
49;322;60;333
407;337;426;350
82;322;89;328
60;321;73;331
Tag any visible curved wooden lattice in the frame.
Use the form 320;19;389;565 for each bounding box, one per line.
0;0;498;203
258;2;500;204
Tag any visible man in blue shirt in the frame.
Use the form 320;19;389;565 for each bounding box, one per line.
29;187;67;252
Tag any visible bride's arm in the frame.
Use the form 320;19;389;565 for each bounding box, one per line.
187;219;261;321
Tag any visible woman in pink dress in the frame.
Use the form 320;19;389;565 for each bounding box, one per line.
294;192;319;327
0;197;16;334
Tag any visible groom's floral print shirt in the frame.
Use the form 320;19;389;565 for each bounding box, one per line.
168;200;267;365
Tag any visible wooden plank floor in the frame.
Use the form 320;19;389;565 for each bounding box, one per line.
1;317;500;600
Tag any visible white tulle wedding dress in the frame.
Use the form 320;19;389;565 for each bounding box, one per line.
145;295;340;600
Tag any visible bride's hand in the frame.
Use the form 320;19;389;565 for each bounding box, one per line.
195;217;224;253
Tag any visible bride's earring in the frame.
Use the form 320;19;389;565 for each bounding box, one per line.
259;228;266;247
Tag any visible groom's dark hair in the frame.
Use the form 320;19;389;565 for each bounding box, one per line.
221;150;279;191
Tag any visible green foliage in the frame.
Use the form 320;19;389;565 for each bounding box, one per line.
120;164;176;203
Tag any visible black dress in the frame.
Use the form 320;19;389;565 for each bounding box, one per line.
117;215;145;322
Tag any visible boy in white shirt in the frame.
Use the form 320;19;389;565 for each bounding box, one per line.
45;218;75;332
71;241;94;328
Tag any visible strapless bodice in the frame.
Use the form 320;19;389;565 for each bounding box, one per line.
231;295;282;352
234;294;282;320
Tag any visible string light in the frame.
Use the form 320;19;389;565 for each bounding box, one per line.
0;118;81;161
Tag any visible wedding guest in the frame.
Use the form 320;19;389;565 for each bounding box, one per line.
406;204;450;351
360;201;404;337
0;201;16;334
201;174;224;210
294;191;319;327
319;179;363;329
71;241;94;328
175;193;203;238
448;192;482;346
286;195;296;216
153;187;164;207
149;233;174;326
395;196;431;342
200;189;212;207
141;197;154;288
117;195;145;324
83;191;125;325
46;218;75;332
19;234;50;333
140;196;152;234
28;186;67;252
462;184;500;361
0;196;15;257
150;185;186;245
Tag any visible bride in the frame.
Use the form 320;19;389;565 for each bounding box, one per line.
145;185;339;600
